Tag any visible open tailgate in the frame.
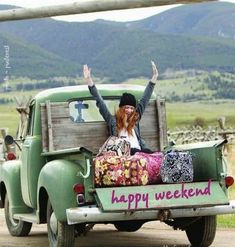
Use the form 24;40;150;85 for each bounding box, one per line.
95;181;229;212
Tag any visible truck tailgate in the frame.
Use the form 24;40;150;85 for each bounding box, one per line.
95;181;229;212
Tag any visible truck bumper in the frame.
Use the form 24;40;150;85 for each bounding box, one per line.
66;200;235;225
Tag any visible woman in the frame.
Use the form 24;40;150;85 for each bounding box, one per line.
83;61;158;155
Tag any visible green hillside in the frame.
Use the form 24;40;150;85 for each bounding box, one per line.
1;2;235;82
0;32;80;81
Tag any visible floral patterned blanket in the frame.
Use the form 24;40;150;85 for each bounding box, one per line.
94;152;164;187
94;149;193;187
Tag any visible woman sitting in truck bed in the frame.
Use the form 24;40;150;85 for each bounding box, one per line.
83;61;158;155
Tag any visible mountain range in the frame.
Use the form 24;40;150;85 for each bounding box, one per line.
0;2;235;82
126;1;235;39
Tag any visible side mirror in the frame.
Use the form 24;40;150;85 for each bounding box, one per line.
4;135;22;151
4;135;14;145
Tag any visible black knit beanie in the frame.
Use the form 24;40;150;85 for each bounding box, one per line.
119;93;137;108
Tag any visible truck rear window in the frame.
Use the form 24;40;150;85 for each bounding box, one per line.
69;99;118;122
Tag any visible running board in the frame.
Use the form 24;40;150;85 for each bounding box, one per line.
14;213;38;223
66;200;235;225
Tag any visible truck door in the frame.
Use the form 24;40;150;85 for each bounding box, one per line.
21;101;45;208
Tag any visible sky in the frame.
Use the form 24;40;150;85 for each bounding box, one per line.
0;0;234;22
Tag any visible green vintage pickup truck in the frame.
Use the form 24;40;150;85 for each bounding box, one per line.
0;84;234;247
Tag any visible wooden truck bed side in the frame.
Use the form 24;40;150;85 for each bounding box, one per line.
40;99;167;154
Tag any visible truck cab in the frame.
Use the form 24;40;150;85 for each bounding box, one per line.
0;84;234;247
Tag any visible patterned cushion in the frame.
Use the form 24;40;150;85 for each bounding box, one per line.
94;154;148;187
97;136;131;157
160;150;193;183
135;152;164;184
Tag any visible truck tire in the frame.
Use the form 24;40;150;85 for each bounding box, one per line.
114;220;143;232
47;198;75;247
185;216;216;247
4;193;32;236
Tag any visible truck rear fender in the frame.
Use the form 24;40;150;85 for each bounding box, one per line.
37;159;84;222
0;160;32;213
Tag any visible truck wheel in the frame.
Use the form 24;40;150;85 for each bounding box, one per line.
114;221;143;232
185;216;216;247
47;198;75;247
4;193;32;236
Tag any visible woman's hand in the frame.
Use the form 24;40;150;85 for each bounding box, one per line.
83;64;94;86
150;60;158;84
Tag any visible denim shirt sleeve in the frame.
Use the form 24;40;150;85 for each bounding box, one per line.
88;85;113;124
136;81;155;120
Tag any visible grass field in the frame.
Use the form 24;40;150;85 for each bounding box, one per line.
0;104;19;135
123;76;235;128
1;73;235;132
1;98;235;135
166;100;235;128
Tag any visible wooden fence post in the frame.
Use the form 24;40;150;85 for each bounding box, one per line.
218;116;230;154
0;128;9;158
156;97;168;151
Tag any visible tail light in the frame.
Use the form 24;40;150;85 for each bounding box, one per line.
225;176;234;188
7;152;16;160
73;184;85;205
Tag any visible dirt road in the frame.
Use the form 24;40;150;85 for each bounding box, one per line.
0;209;234;247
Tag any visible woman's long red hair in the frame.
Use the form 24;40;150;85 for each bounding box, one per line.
115;107;139;136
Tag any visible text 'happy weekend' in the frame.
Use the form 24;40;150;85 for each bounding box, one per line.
111;180;212;210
